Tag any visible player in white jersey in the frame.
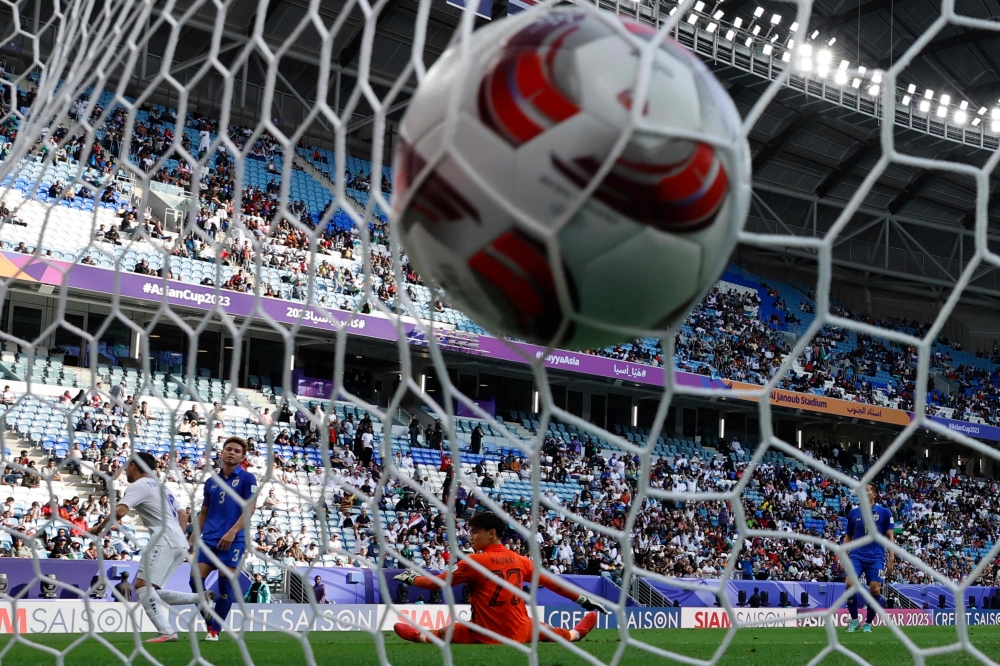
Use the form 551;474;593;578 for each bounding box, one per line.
91;451;213;643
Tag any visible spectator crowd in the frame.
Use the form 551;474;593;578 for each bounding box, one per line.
3;392;1000;592
1;70;1000;600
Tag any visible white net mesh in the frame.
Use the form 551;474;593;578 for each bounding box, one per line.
0;0;996;662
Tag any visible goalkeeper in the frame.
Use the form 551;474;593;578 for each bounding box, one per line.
393;511;608;644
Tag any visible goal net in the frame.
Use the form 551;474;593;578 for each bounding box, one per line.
0;0;993;663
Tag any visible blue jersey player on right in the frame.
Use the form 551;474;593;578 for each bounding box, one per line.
192;436;257;641
843;483;895;633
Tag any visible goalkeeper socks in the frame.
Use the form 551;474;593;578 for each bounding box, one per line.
138;586;174;636
211;577;235;633
866;596;884;625
157;589;202;606
847;595;858;620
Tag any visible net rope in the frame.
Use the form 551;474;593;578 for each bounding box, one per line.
0;0;994;663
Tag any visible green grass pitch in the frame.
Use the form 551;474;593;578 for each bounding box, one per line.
4;628;1000;665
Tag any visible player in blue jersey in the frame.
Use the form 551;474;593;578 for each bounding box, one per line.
843;483;895;633
191;436;257;641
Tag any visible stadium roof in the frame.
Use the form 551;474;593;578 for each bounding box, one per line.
4;0;1000;305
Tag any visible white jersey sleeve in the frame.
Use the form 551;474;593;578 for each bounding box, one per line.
119;478;188;549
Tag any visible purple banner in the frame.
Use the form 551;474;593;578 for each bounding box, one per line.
0;559;209;600
651;578;846;609
924;415;1000;442
4;251;671;386
456;397;496;418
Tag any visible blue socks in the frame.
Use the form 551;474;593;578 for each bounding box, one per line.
848;592;885;624
211;577;235;633
866;595;884;625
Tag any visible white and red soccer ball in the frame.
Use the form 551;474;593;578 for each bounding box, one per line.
392;5;750;350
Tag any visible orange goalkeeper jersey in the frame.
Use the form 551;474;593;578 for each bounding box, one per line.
439;543;539;643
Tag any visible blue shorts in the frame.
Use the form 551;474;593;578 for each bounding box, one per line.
849;553;886;586
196;541;246;570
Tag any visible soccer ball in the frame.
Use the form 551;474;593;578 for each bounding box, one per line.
392;5;751;350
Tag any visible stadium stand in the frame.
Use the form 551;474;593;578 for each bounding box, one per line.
3;73;1000;596
0;373;998;590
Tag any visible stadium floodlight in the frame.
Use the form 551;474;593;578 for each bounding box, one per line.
754;6;764;17
868;84;879;96
924;89;934;99
762;43;773;55
940;94;951;105
770;13;781;24
714;10;724;19
752;24;761;34
954;109;968;125
901;94;911;106
789;21;799;31
858;65;867;75
817;49;832;66
726;29;736;40
992;107;1000;120
919;100;931;112
839;59;849;69
852;77;861;88
687;14;698;24
744;36;753;46
771;33;779;41
907;84;916;94
781;51;791;62
973;117;982;126
707;22;718;33
787;38;795;49
669;7;678;14
936;105;947;117
871;71;882;83
979;107;988;115
733;17;743;28
828;37;836;45
835;70;848;85
798;44;813;71
992;120;1000;132
811;29;819;38
695;1;705;10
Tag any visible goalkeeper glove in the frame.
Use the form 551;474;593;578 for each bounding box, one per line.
393;570;418;584
576;594;610;614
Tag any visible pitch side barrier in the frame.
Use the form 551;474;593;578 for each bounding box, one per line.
546;607;795;629
933;610;1000;626
0;602;496;635
8;603;993;634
